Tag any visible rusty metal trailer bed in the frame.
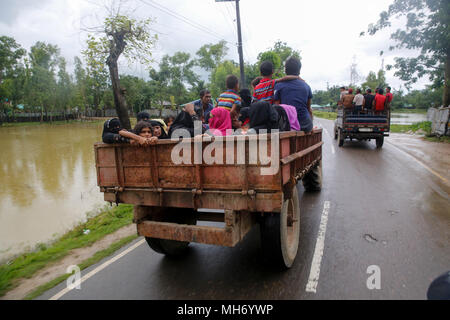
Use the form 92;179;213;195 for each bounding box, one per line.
94;129;323;268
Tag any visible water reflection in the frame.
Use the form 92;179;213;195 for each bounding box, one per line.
0;122;106;263
391;113;428;125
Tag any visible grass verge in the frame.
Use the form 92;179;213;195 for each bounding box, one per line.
0;204;134;297
424;135;450;143
24;234;139;300
390;121;432;134
313;111;337;120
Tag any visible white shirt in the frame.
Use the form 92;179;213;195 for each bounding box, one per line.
353;93;364;106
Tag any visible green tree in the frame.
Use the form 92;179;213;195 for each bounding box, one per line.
84;10;157;129
196;41;228;72
210;60;240;98
56;57;73;119
257;51;282;77
0;36;26;84
363;0;450;107
27;42;60;122
361;70;388;91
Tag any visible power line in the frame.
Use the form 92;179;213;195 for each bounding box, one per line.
138;0;233;45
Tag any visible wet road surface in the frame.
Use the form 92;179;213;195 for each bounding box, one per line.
37;118;450;300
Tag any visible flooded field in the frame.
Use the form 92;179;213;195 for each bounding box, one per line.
0;121;107;263
391;113;428;125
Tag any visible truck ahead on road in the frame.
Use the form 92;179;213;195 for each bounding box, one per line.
94;130;323;269
334;108;390;148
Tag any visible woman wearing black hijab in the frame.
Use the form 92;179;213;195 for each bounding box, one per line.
249;101;280;133
149;120;169;139
273;105;291;132
102;118;149;145
168;104;204;138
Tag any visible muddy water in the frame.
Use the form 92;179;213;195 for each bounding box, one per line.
391;113;428;125
0;122;107;263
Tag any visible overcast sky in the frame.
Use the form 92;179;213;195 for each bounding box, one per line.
0;0;428;92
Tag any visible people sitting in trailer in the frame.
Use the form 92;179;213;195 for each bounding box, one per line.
252;61;302;105
217;75;242;121
193;89;214;124
149;119;169;139
248;101;279;134
168;103;204;138
385;86;394;109
133;121;158;144
341;88;355;111
102;118;149;146
278;104;300;131
273;105;291;131
353;88;364;114
164;116;175;131
363;88;375;112
137;111;150;122
207;107;232;136
273;56;314;133
374;88;387;113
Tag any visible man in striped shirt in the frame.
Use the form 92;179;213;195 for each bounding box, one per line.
217;75;242;120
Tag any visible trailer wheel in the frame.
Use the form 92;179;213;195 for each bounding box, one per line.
302;160;322;192
139;207;197;256
338;129;344;147
260;186;300;269
376;136;384;148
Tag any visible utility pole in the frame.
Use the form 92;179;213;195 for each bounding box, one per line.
216;0;246;88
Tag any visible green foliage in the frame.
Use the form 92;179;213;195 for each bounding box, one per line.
312;85;342;106
364;0;449;105
361;70;388;91
0;36;26;83
196;41;228;71
257;51;282;76
210;60;240;97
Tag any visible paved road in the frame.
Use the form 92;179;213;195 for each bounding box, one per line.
38;118;450;300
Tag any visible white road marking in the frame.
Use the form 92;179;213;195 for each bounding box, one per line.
386;141;449;186
306;201;331;293
49;239;146;300
322;127;336;155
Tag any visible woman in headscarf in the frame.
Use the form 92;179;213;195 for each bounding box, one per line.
102;118;149;145
208;107;232;136
248;101;279;134
168;104;204;138
149;119;169;139
277;104;300;131
273;105;291;132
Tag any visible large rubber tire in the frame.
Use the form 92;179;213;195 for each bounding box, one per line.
376;136;384;148
140;207;197;256
302;160;322;192
334;126;338;140
260;186;300;269
338;129;344;147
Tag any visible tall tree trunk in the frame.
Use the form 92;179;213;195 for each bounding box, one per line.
106;32;131;130
443;52;450;108
107;62;131;129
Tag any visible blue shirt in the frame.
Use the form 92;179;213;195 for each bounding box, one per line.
274;79;313;130
193;99;214;123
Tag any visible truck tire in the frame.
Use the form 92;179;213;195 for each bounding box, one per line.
302;160;322;192
139;206;197;256
338;129;344;147
376;136;384;148
334;126;338;140
260;186;300;269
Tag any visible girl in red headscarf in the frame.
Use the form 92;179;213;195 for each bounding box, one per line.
208;107;232;136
